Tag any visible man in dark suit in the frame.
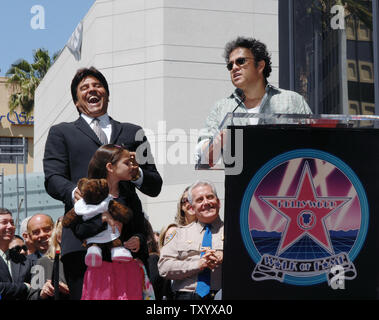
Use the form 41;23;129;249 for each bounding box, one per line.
43;67;163;300
0;208;33;300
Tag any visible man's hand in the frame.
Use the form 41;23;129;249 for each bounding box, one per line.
58;281;70;295
213;250;223;266
40;280;54;299
199;249;223;271
40;280;70;299
124;235;140;253
201;130;228;167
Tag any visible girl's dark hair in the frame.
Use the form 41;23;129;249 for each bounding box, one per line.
145;218;159;254
88;144;128;179
71;66;110;104
223;36;272;80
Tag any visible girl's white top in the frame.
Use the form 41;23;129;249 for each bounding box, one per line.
74;195;120;244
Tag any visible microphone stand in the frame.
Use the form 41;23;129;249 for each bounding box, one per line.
231;89;246;126
52;249;60;300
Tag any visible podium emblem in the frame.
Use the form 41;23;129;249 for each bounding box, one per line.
240;149;369;286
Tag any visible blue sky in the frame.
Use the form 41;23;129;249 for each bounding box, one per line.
0;0;95;76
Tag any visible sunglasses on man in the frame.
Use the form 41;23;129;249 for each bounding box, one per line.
226;57;254;71
12;245;28;253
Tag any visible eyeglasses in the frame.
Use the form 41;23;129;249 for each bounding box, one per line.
226;57;254;71
12;245;27;253
181;197;188;204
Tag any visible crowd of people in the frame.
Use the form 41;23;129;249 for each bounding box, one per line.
0;36;310;300
0;180;222;300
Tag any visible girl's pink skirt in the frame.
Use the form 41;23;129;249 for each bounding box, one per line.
81;259;154;300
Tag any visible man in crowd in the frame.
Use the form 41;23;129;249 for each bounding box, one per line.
196;36;312;165
0;208;32;300
20;216;36;255
26;214;54;264
43;66;162;300
158;181;223;300
8;235;28;259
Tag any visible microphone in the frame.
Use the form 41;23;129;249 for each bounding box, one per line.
231;88;245;125
52;249;60;300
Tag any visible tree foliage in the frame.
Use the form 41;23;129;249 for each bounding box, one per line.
5;48;58;116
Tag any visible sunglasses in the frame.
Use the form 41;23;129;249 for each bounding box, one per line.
12;245;27;253
226;57;254;71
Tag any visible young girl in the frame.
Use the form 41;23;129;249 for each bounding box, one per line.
78;144;154;300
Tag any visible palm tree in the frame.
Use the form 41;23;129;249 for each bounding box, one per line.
5;48;57;116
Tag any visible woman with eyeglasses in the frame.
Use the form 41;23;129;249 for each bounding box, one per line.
174;186;196;227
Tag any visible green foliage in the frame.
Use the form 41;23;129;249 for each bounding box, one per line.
5;48;58;117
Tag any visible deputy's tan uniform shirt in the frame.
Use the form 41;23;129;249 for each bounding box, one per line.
158;217;224;293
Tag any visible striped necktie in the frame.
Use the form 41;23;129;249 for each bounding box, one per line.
195;224;212;297
92;118;108;145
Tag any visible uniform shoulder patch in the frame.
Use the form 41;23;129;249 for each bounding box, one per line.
164;230;177;245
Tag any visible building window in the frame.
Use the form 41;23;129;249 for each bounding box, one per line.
347;60;358;81
0;137;28;164
279;0;377;114
359;61;374;83
346;16;356;40
362;101;375;115
357;20;372;41
348;100;360;114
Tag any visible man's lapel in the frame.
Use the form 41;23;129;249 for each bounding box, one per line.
74;117;102;145
0;254;12;281
10;260;21;282
110;117;122;143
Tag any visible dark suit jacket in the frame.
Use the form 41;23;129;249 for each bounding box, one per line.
0;253;33;300
43;116;163;260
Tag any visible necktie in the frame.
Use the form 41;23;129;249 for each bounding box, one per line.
196;224;212;297
1;251;12;278
92;118;108;145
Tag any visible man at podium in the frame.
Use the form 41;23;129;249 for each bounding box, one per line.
196;36;312;166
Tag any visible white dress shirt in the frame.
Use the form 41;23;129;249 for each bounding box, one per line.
71;113;143;203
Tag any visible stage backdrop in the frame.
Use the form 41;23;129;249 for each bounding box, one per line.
223;125;379;299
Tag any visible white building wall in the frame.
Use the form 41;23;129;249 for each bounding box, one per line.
34;0;279;232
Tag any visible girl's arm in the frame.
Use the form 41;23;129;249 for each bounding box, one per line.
71;214;107;241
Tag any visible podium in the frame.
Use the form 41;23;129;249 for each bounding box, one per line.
197;114;379;299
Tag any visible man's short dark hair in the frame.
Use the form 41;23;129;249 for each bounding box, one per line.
223;36;272;80
0;208;12;216
70;66;110;104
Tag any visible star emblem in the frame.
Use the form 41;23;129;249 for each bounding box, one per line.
260;161;351;256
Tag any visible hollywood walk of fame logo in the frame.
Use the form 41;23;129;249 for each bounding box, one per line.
240;149;369;286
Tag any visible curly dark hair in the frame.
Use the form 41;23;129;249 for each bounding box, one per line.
223;36;272;80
